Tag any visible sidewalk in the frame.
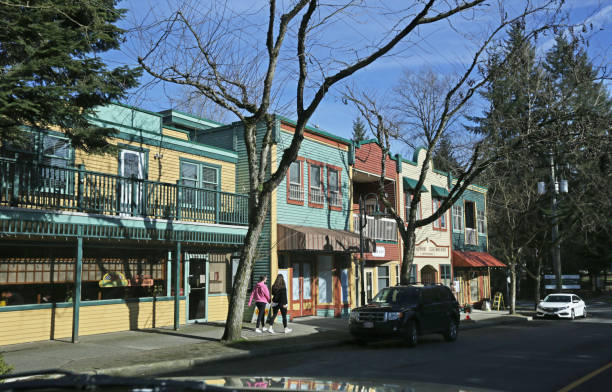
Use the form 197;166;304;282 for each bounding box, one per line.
1;311;530;377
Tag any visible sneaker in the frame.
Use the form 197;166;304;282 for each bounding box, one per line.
262;326;268;332
284;328;292;333
255;328;262;333
268;328;275;334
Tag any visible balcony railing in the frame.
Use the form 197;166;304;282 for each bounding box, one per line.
309;187;325;204
288;183;304;202
0;158;248;225
353;213;397;242
465;228;478;246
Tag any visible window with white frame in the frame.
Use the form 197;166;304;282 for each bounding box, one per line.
377;266;389;291
432;197;447;229
180;161;219;207
452;204;463;232
327;168;341;207
404;192;421;221
477;209;487;234
287;160;303;202
440;264;452;287
309;163;324;205
395;265;400;285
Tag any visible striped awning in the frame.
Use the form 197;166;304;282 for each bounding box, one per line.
277;224;374;253
452;250;506;268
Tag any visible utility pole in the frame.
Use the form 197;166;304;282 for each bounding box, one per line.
358;196;366;307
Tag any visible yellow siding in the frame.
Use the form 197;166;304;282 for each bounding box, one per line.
207;295;229;322
0;300;186;346
162;128;189;140
74;139;236;194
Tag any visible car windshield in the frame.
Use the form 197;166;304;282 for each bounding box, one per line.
544;295;571;303
370;287;419;306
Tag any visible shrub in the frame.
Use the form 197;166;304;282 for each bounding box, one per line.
0;354;12;376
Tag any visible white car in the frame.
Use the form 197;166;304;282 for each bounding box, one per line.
536;293;587;319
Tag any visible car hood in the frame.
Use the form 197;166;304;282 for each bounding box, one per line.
353;303;399;312
540;302;572;308
177;375;502;392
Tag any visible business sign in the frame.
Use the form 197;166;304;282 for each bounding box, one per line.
371;246;386;258
415;238;449;258
99;272;129;287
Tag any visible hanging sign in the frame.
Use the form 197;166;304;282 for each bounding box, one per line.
372;246;386;258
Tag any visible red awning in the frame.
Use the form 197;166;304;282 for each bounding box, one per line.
452;250;506;268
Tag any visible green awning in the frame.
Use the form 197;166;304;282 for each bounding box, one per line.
431;185;450;198
403;177;428;193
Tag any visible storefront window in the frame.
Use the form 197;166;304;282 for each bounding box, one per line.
340;269;349;304
208;252;231;294
377;266;389;291
440;264;452;287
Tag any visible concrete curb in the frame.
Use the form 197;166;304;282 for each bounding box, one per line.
91;338;353;377
84;316;532;377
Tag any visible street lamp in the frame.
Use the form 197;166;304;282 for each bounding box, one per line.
537;153;568;292
357;192;385;307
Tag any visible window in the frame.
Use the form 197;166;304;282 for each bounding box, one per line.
477;209;487;234
287;160;304;203
327;166;341;209
440;264;452;287
409;264;417;284
180;161;219;208
404;192;421;221
452;204;463;232
317;255;333;303
309;162;324;207
432;197;447;230
464;201;477;245
396;265;400;285
208;252;231;294
377;266;389;291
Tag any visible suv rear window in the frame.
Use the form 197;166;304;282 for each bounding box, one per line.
371;287;419;306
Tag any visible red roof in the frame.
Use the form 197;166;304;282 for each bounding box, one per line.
452;250;506;268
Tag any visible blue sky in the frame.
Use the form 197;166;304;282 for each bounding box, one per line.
105;1;611;155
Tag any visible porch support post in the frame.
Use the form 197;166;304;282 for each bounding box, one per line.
72;225;83;343
174;241;181;330
166;251;172;296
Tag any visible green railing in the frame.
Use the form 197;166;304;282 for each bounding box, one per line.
0;157;249;225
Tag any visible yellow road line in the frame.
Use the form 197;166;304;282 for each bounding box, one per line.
558;361;612;392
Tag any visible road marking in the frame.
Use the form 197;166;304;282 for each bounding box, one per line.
557;361;612;392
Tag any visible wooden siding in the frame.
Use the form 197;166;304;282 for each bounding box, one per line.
399;149;452;278
354;142;398;180
207;295;229;321
0;300;186;346
162;127;189;140
276;130;350;231
74;138;236;194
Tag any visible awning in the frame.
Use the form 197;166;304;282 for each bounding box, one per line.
431;185;450;198
403;177;428;193
277;224;374;253
452;250;506;268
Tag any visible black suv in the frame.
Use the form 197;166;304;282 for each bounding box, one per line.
349;285;460;347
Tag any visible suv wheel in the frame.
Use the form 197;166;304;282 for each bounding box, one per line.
443;319;458;342
405;320;418;347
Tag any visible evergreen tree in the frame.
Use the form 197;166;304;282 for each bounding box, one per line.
432;133;459;173
0;0;141;153
352;117;367;143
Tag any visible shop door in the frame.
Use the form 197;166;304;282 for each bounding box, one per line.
188;256;208;321
119;149;144;215
290;261;314;318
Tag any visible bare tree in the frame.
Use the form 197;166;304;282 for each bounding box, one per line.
135;0;567;341
345;2;567;312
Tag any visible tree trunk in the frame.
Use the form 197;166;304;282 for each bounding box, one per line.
509;264;517;315
222;191;271;342
400;230;416;285
534;259;542;310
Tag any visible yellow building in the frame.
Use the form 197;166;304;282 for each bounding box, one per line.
0;103;247;346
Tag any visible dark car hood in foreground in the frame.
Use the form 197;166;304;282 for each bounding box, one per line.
352;302;412;312
180;375;502;392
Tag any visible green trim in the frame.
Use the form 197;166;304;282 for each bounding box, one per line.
275;115;352;146
354;138;378;147
433;168;449;176
110;101;165;118
431;184;450;198
412;147;427;163
375;240;398;244
86;116;238;163
403;177;428;193
0;296;184;312
159;109;225;128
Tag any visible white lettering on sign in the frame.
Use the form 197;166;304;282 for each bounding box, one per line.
372;246;385;258
414;238;449;258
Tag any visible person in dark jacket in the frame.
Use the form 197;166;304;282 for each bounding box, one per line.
267;274;291;334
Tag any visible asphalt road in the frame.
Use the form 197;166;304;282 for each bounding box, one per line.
161;303;612;391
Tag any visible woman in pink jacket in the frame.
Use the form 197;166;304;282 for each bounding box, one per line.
248;275;271;333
